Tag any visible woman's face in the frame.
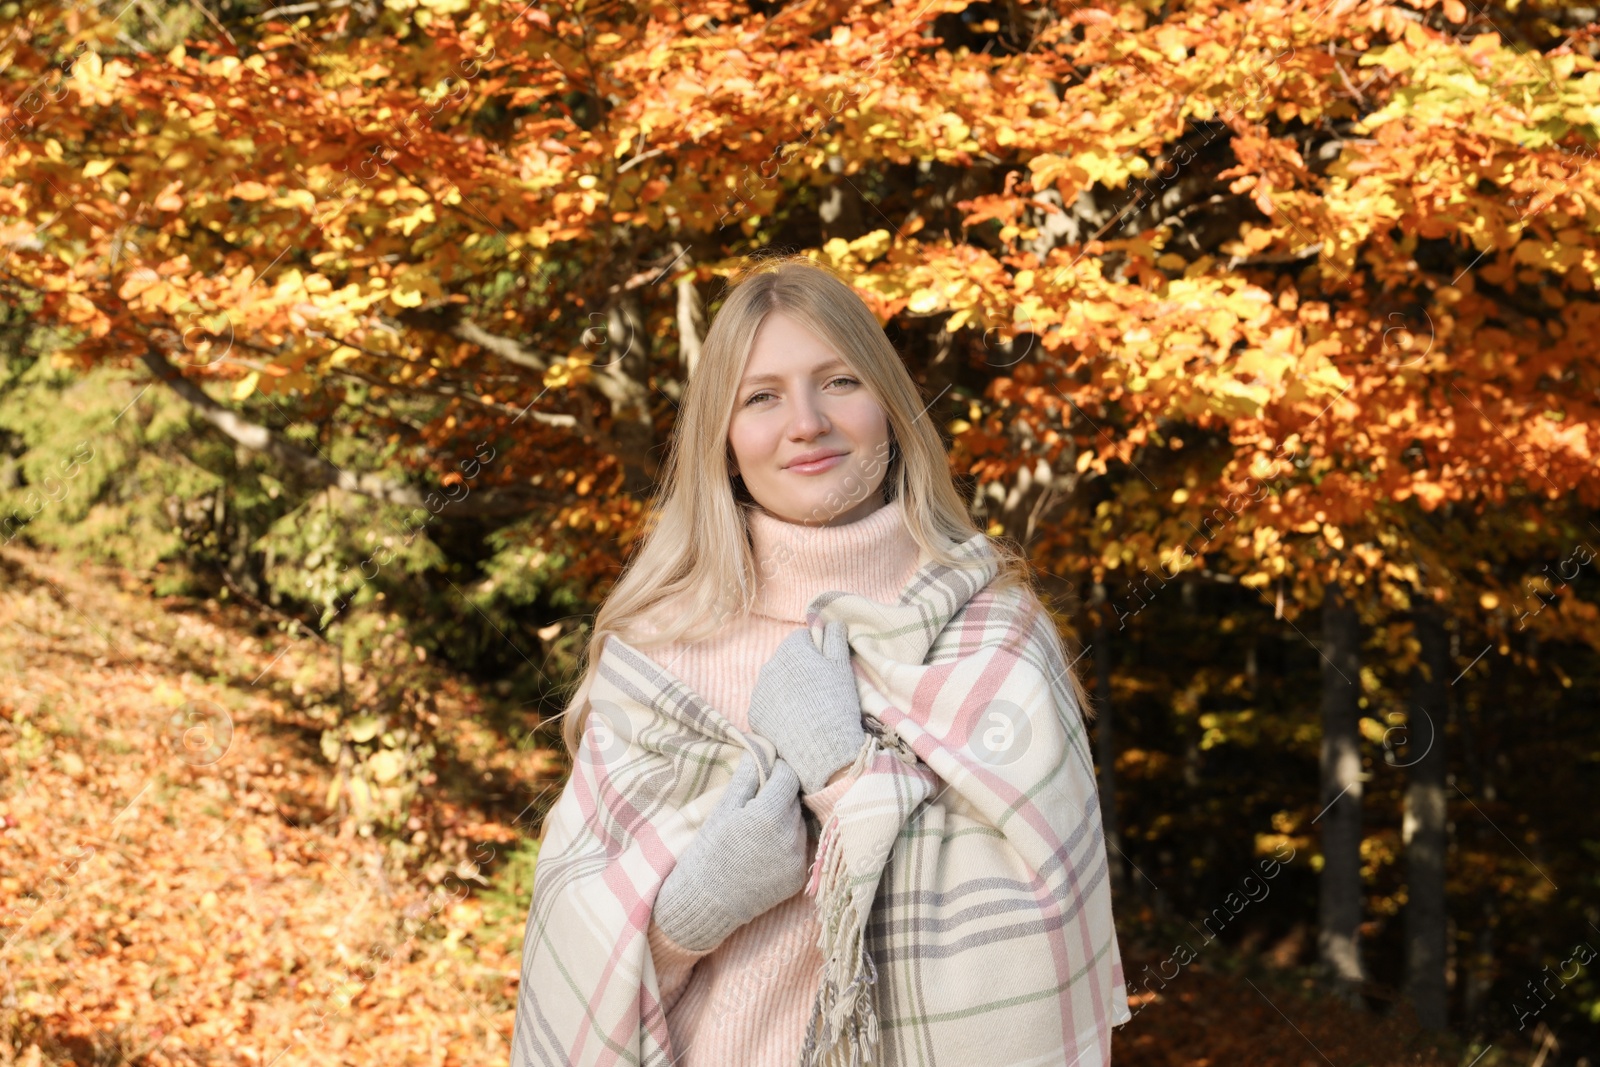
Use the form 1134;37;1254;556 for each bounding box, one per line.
727;311;891;527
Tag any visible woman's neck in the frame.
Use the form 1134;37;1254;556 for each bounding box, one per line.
745;495;924;624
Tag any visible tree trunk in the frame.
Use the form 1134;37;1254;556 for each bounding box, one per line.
818;154;866;242
1318;579;1367;1004
1404;600;1450;1030
593;291;658;497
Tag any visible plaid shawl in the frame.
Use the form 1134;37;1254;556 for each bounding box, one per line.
512;531;1131;1067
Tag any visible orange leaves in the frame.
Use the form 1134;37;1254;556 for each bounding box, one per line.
227;180;273;201
0;0;1594;648
153;180;185;212
117;266;193;316
0;554;531;1061
1027;153;1091;202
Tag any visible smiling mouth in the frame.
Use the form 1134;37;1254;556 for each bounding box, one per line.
786;452;848;473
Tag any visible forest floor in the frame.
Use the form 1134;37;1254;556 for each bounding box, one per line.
0;542;1486;1067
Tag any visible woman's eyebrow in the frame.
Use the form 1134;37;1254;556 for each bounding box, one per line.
739;359;851;388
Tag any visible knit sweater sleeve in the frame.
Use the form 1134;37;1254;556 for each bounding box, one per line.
647;915;713;1013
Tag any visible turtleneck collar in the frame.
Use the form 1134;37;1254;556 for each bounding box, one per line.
746;495;925;624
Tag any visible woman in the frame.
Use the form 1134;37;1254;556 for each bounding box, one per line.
513;257;1131;1067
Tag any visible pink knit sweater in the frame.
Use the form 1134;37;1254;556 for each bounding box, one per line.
639;495;927;1067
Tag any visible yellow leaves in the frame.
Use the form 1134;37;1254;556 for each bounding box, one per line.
60;293;100;324
1028;153;1089;198
1233;347;1292;387
388;202;438;237
933;111;973;149
1212;374;1271;409
1241;225;1274;252
1152;24;1191;65
1252;525;1281;556
388;267;442;309
70;52;134;108
271;189;317;211
205;55;243;82
543;356;591;390
1548;53;1579;83
82;160;116;179
816;229;895;272
1203;710;1260;751
228;181;272;201
367;749;405;784
270;267;307;300
233;371;260;401
1203;307;1240;347
1351;544;1383;571
1466;29;1501;58
945;308;975;331
849;229;893;263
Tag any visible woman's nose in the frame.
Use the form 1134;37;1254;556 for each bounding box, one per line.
788;389;830;437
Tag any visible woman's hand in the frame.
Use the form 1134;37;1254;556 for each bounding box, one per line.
747;621;867;797
652;750;808;953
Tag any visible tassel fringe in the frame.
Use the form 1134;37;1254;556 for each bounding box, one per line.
800;736;885;1067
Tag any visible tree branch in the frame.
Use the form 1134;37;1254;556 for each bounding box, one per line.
392;306;551;373
139;346;547;518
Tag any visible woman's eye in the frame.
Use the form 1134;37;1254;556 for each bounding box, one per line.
743;377;856;406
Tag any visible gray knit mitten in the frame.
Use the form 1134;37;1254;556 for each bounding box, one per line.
747;622;867;797
652;751;808;953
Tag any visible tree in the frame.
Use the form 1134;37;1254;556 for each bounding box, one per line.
4;0;1599;1043
1319;578;1368;1003
1404;597;1450;1030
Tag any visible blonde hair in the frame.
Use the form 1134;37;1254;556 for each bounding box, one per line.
556;255;1091;758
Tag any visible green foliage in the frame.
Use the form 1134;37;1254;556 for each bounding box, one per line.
479;837;541;942
0;359;202;581
256;492;449;630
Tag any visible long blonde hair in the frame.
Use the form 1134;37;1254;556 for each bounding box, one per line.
556;255;1091;757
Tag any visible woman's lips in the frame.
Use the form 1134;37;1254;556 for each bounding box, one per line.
786;453;847;475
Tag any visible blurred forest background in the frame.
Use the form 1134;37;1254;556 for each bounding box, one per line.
1;0;1597;1064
